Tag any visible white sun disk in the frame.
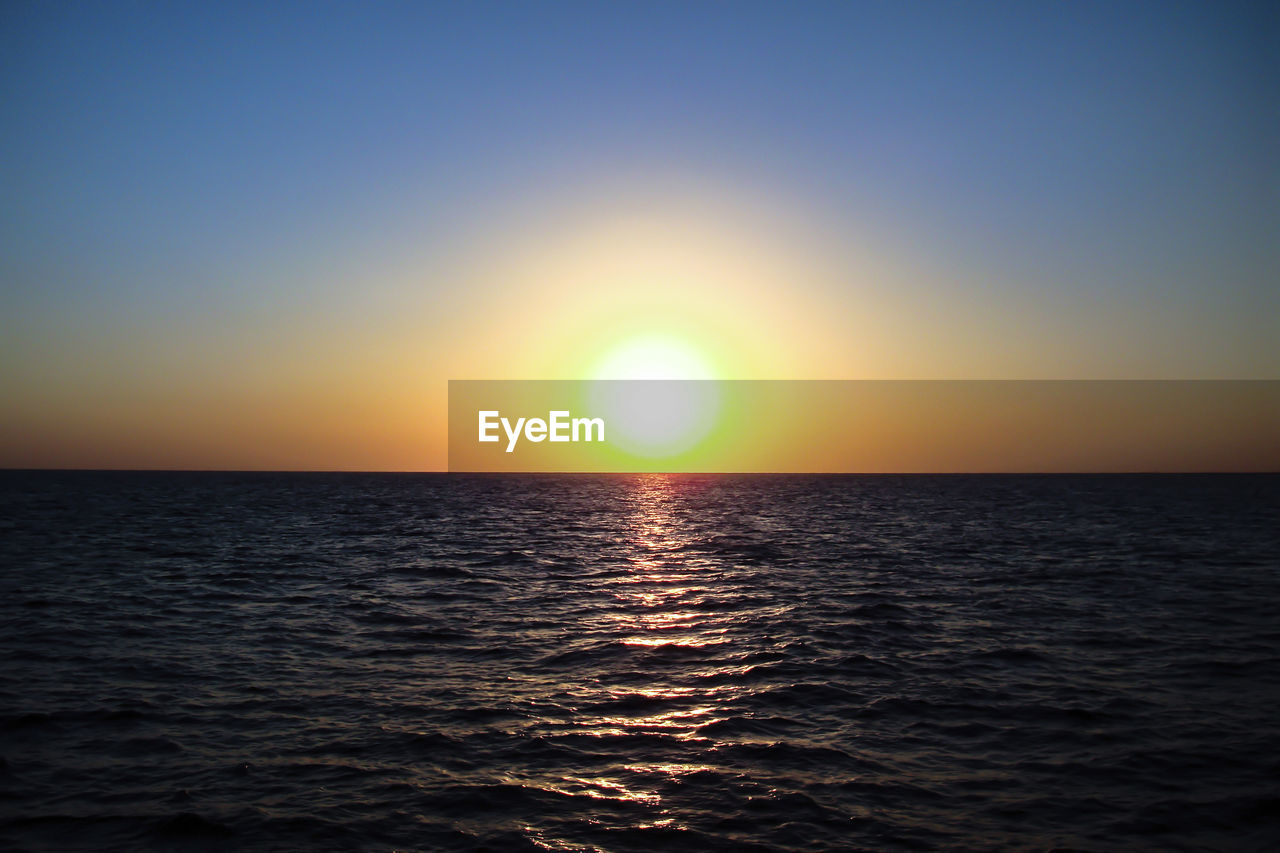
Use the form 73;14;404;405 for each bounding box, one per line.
588;336;720;459
590;336;716;380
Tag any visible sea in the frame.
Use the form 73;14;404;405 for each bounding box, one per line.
1;471;1278;852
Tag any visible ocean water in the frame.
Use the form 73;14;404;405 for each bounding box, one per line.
1;472;1278;852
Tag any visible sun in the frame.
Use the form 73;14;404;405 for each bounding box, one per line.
586;334;722;460
589;334;717;380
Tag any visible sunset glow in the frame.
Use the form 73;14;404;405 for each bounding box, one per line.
3;6;1278;850
1;3;1274;471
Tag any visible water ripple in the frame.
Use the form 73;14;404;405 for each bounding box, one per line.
1;471;1278;851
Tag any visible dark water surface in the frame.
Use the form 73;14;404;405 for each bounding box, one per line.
1;472;1278;852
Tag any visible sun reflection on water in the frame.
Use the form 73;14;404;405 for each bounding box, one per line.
610;475;728;651
524;475;747;839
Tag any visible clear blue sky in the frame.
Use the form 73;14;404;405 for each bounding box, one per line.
0;1;1276;467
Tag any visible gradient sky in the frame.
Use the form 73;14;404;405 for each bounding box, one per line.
1;1;1276;470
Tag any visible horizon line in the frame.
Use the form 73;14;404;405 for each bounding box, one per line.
3;468;1277;476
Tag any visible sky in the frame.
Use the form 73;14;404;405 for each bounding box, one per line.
1;1;1276;470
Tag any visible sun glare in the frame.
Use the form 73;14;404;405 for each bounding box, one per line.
589;334;717;381
585;334;722;460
